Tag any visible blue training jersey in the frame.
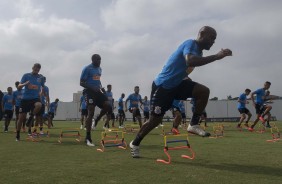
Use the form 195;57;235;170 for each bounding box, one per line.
254;88;265;105
49;102;58;113
118;97;124;110
143;100;150;112
238;93;247;109
21;73;45;100
3;94;13;110
126;93;142;109
178;101;185;113
154;39;202;89
106;91;113;107
80;96;87;110
41;85;49;105
13;89;23;107
80;64;102;89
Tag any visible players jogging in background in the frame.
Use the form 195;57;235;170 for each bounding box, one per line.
2;87;14;132
125;86;143;128
16;63;44;141
237;88;252;129
141;96;150;123
249;81;271;131
80;54;112;146
129;26;232;158
103;84;114;129
13;81;24;132
178;100;187;127
79;95;88;130
118;93;125;128
48;98;59;128
39;76;49;134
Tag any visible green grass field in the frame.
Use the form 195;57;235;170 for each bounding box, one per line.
1;121;282;184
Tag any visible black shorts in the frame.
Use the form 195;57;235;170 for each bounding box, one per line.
255;104;265;115
19;99;41;114
40;104;46;115
181;113;186;119
4;110;13;119
144;111;149;119
83;89;108;109
49;112;55;119
118;109;125;117
15;106;20;115
238;108;250;114
111;113;115;120
81;109;88;116
129;108;141;117
150;80;196;116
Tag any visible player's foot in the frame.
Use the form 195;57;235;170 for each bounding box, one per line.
171;128;180;135
160;124;164;127
40;131;44;135
259;116;266;123
103;126;108;130
237;124;241;129
119;126;124;129
155;126;159;129
80;125;83;130
187;124;211;137
248;127;254;132
16;135;20;141
4;129;8;133
91;126;96;130
86;139;95;147
129;141;140;158
179;125;182;128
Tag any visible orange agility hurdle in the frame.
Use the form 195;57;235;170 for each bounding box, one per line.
156;134;195;164
266;123;280;143
58;128;81;143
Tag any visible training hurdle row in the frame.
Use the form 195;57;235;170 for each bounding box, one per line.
58;128;81;143
266;123;280;142
157;133;195;164
26;131;50;142
97;128;127;152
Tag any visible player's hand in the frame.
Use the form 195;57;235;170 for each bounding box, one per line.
23;81;30;86
216;49;232;60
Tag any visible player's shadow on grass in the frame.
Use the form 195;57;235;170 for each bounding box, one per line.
177;161;281;177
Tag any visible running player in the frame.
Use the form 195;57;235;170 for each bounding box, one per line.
129;26;232;158
249;81;271;131
48;98;59;128
79;95;88;130
118;93;125;128
16;63;44;141
80;54;112;146
141;96;150;123
39;76;49;133
125;86;143;128
13;81;24;132
2;87;14;132
237;89;252;129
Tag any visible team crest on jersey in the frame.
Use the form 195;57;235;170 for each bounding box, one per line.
37;78;41;82
19;108;22;113
89;99;94;104
154;106;162;114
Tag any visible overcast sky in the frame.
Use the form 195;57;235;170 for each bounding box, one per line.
0;0;281;102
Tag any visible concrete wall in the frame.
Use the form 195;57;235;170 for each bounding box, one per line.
54;100;282;121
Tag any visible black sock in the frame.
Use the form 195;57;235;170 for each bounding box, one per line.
190;114;201;126
132;135;143;146
40;127;43;131
86;132;91;140
245;121;249;124
16;131;20;138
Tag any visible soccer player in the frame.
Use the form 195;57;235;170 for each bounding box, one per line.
79;95;88;130
13;81;24;132
39;76;50;133
249;81;271;131
16;63;44;141
118;93;125;128
48;98;59;128
0;90;4;121
141;96;150;123
178;100;186;127
2;87;14;132
125;86;143;128
104;84;114;129
237;89;252;129
80;54;112;146
129;26;232;158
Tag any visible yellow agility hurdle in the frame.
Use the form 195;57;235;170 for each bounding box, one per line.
209;123;224;139
97;128;127;152
266;123;280;142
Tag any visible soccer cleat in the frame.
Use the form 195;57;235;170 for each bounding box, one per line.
91;126;96;130
16;136;20;141
129;141;140;158
86;139;95;147
248;127;254;132
171;128;180;135
80;125;83;130
187;124;211;137
259;116;266;123
40;131;44;135
160;124;164;127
